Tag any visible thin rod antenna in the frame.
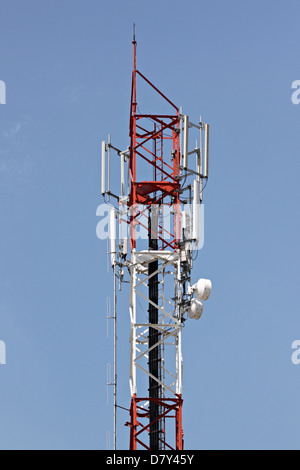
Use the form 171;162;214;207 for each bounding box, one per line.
113;265;117;450
108;134;111;202
200;116;203;201
132;23;137;73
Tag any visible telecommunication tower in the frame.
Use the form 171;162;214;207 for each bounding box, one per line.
101;30;212;451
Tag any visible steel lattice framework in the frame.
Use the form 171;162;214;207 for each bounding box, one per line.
129;40;181;252
101;31;211;451
126;38;184;450
127;250;184;450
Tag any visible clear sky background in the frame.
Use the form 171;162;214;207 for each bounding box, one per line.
0;0;300;450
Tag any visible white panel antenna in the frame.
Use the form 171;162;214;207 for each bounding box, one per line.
110;207;116;267
121;153;125;197
192;179;200;243
182;209;192;253
122;237;128;257
183;115;189;169
204;123;209;178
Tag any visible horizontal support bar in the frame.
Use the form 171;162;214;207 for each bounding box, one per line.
134;323;181;330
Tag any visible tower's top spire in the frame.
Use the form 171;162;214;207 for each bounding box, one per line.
132;23;137;75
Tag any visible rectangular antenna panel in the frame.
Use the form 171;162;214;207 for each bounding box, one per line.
122;237;128;257
110;207;116;266
204;124;209;178
193;179;200;243
183;115;189;169
121;154;125;197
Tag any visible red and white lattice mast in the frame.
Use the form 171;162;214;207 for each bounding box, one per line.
101;30;212;451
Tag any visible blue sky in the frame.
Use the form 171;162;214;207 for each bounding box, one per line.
0;0;300;450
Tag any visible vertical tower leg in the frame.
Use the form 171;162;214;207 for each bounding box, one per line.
130;394;138;451
176;397;184;450
148;213;161;450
